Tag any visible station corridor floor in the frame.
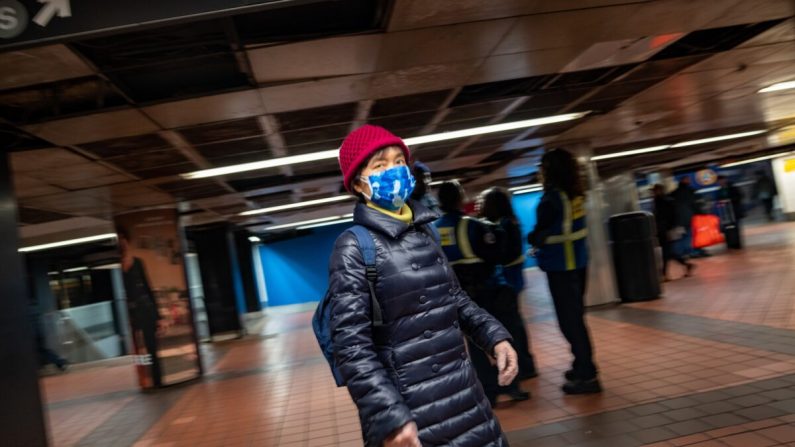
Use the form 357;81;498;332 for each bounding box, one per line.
41;222;795;447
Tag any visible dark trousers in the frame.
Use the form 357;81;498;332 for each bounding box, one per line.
500;287;536;375
463;283;521;401
659;235;689;277
546;268;597;380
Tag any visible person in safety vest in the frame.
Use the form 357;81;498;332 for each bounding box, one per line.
527;148;602;395
436;181;530;406
479;187;538;380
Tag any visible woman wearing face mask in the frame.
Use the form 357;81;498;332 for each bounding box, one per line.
329;125;518;447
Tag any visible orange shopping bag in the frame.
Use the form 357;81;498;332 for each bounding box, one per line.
692;214;724;249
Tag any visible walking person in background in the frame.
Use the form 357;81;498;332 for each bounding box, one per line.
436;181;530;407
528;148;602;395
652;184;694;281
670;176;701;258
479;186;538;380
327;125;518;447
753;170;778;221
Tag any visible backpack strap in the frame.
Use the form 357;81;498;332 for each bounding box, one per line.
423;222;441;244
346;225;384;327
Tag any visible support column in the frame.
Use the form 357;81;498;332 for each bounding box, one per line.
0;152;49;446
772;156;795;221
580;155;620;307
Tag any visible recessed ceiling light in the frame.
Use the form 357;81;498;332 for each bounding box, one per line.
248;236;262;243
182;112;591;180
758;81;795;93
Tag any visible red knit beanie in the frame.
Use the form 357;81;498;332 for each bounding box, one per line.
338;125;411;193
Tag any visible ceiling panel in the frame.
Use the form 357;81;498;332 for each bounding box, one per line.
388;0;643;31
17;207;73;225
13;175;66;199
370;90;451;117
179;117;263;146
248;35;382;83
193;136;271;160
127;162;199;179
22;109;159;146
235;0;388;45
72;20;249;103
107;150;192;173
376;19;513;71
367;110;437;135
143;90;266;129
281;123;351;147
80;133;173;158
11;148;90;172
259;74;373;114
276;103;358;131
0;76;128;125
0;45;95;90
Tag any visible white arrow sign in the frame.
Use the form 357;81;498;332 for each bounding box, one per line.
33;0;70;27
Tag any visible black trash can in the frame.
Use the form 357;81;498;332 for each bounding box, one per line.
716;200;743;249
609;212;661;302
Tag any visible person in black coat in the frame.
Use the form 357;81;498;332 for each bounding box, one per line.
478;187;538;381
652;184;694;280
330;125;518;447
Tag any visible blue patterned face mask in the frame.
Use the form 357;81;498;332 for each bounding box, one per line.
361;165;416;211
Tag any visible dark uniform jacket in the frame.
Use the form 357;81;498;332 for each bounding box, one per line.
328;201;512;446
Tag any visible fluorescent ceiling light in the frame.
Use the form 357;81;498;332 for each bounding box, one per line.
248;236;261;243
759;81;795;93
19;233;118;253
92;263;121;270
239;195;351;216
182;112;590;180
509;183;542;192
591;145;670;161
297;217;354;230
63;266;89;273
720;151;794;168
592;131;767;162
404;112;590;146
429;178;460;186
512;186;544;195
670;130;766;148
264;214;354;231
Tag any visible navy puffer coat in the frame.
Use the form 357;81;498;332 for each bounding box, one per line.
328;200;512;446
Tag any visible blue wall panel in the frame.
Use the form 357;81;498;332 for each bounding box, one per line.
258;222;351;307
510;191;543;268
260;192;545;307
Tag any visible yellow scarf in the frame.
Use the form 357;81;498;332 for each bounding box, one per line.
367;202;413;224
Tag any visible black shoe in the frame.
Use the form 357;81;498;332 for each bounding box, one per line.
562;378;602;395
564;369;577;381
507;389;531;401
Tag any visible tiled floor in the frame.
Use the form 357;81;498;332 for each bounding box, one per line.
39;222;795;446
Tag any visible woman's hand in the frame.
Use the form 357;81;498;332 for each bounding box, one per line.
384;421;421;447
493;341;519;386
